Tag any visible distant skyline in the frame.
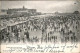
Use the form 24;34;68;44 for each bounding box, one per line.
1;1;80;13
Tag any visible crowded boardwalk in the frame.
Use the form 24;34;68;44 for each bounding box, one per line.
0;9;80;44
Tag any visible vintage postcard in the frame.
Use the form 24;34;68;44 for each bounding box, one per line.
0;0;80;53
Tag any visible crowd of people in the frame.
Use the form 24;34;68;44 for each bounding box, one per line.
0;14;80;43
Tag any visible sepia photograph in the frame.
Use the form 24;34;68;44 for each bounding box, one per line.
0;0;80;53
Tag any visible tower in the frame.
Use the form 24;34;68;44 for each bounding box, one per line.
23;6;25;9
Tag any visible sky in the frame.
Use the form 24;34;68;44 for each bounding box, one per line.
0;1;80;13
